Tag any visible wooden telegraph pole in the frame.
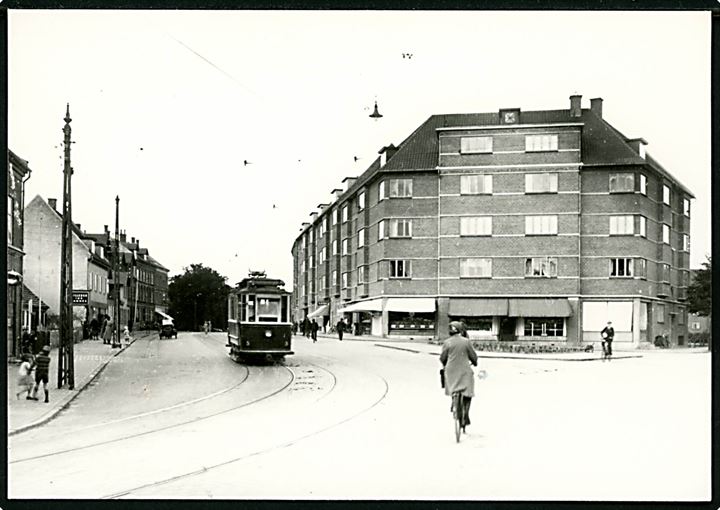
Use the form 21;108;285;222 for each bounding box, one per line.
58;104;75;389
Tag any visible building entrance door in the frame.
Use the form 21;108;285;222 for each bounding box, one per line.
499;317;516;342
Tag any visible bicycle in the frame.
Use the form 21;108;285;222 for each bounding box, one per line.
451;391;466;443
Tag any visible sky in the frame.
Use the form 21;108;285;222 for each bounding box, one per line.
8;10;712;288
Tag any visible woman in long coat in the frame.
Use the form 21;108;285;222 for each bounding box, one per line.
440;321;478;429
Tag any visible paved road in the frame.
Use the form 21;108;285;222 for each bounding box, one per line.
8;332;711;501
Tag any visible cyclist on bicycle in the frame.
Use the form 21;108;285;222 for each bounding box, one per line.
440;321;478;432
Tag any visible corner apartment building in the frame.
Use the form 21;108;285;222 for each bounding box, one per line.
292;95;694;349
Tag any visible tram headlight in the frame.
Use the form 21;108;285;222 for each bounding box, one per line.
264;330;272;338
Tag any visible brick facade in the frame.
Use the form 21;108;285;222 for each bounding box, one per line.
292;96;693;347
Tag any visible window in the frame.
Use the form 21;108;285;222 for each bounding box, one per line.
663;184;670;205
387;178;413;198
640;174;647;195
358;191;366;210
683;198;690;217
358;266;367;284
326;216;331;231
610;258;634;277
525;134;558;152
342;238;349;255
358;228;365;247
301;285;306;298
639;216;647;237
460;174;492;195
319;248;326;264
657;304;665;323
389;260;411;278
662;224;670;244
332;240;338;255
678;308;685;325
318;223;325;238
525;257;558;277
460;136;493;154
524;318;564;337
7;196;14;244
609;215;634;235
525;173;558;193
332;270;337;286
389;219;412;237
342;272;349;288
635;258;647;278
460;258;492;278
342;205;349;223
661;263;670;283
683;234;690;252
309;229;314;243
379;181;386;201
525;215;558;235
332;209;338;225
609;173;634;193
301;259;306;273
460;216;492;236
309;255;314;268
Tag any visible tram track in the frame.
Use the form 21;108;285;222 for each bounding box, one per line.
102;361;389;499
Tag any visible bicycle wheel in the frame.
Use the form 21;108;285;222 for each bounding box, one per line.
452;393;462;443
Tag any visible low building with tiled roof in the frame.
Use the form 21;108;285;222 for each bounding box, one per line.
292;94;694;348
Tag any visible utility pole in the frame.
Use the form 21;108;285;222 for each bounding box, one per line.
58;104;74;389
113;196;122;348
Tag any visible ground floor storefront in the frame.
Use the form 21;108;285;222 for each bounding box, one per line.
296;295;688;348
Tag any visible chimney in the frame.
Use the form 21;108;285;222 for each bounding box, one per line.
310;212;318;223
342;177;357;191
76;223;81;231
569;94;582;118
104;224;109;235
120;231;126;242
590;98;603;118
331;188;343;199
378;144;398;167
48;198;57;210
317;203;329;213
136;238;139;247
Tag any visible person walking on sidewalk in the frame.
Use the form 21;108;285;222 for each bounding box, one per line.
30;345;52;403
336;317;346;341
123;324;131;343
311;320;319;343
601;321;615;360
16;354;35;400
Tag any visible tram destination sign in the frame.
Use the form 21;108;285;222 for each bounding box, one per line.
72;291;89;305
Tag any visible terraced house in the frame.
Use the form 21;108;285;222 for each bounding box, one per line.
291;95;693;349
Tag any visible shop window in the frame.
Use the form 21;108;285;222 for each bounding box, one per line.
523;317;564;337
449;316;493;334
388;311;435;331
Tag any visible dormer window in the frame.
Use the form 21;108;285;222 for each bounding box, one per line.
638;144;646;159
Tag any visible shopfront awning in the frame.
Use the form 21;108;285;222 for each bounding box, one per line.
308;304;329;319
337;298;384;314
155;308;174;321
448;298;508;317
385;297;436;313
508;298;572;318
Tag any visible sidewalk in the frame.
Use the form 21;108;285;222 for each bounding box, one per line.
309;331;644;361
7;331;152;436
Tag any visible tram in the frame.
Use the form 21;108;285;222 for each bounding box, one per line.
227;271;293;362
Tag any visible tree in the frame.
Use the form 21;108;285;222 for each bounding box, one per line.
168;263;232;331
687;257;712;317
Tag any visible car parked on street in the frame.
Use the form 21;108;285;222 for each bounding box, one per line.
159;320;177;339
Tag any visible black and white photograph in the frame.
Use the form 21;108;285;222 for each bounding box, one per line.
4;7;713;503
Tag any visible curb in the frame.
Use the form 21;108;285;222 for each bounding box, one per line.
9;336;141;437
374;343;422;354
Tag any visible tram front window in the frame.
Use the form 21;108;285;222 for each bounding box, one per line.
257;297;281;322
